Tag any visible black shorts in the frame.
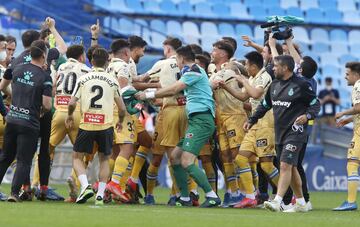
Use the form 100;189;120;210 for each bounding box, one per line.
276;142;305;166
74;127;113;156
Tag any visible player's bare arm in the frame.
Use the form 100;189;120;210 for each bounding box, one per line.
46;17;67;54
136;80;186;100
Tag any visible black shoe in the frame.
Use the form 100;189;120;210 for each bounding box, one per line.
76;185;94;204
167;196;178;206
200;197;221;208
8;194;21;202
175;198;193;207
190;192;200;206
19;187;35;201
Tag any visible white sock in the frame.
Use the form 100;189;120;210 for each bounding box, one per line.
246;193;256;200
231;191;240;197
274;195;283;203
180;196;190;201
96;182;106;198
111;178;120;184
205;190;218;198
296;197;306;206
191;189;199;195
78;174;89;190
130;177;139;184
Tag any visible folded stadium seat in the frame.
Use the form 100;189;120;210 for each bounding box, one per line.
150;19;166;33
337;0;356;12
118;18;134;35
267;7;286;16
330;29;348;43
286;7;304;18
297;41;311;53
331;42;349;55
324;9;343;25
93;0;109;8
320;54;339;66
218;23;236;37
108;17;120;32
292;27;310;43
318;0;337;10
243;0;263;7
183;21;201;44
166;20;183;37
125;0;144;14
151;32;166;49
235;24;254;38
306;51;320;62
311;42;330;54
310;28;330;43
321;65;340;78
212;3;232;19
349;44;360;57
348;30;360;44
109;0;132;13
305;8;327;24
343;11;360;25
201;36;218;52
141;27;152;46
229;3;253;20
300;0;319;10
280;0;299;9
144;1;162;15
339;54;358;65
133;19;148;36
159;0;180;16
235;48;248;60
262;0;280;8
208;0;223;4
194;2;217;19
200;22;219;38
249;6;268;22
254;25;265;41
178;1;194;17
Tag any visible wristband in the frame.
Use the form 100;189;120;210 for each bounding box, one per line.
145;91;156;99
91;37;98;41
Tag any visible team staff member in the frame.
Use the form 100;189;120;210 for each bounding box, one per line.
0;40;52;202
66;48;126;205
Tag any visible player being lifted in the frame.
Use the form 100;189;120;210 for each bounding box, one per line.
66;47;126;205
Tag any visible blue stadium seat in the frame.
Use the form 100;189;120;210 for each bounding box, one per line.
235;24;254;38
339;54;357;65
300;0;319;10
310;28;329;43
125;0;144;14
330;29;348;42
286;7;304;18
229;3;252;19
194;3;216;19
348;30;360;44
150;19;166;33
297;41;310;53
321;65;340;77
280;0;298;8
159;0;179;16
212;3;231;19
267;7;286;16
151;32;166;49
93;0;109;8
254;26;264;41
312;42;330;54
243;0;263;7
200;22;219;38
118;18;134;35
133;19;148;36
320;54;339;66
331;43;349;55
306;51;320;63
318;0;337;10
178;1;194;17
324;9;343;25
109;0;132;13
201;36;217;52
208;0;223;4
218;23;235;37
292;27;310;43
141;28;152;46
143;1;162;15
343;11;360;26
249;6;267;21
350;44;360;57
263;0;280;8
166;20;183;37
337;0;356;12
183;21;200;37
306;8;327;24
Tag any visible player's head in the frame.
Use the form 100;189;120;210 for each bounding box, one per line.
30;40;48;64
211;40;234;64
91;47;109;68
195;53;211;73
40;28;51;42
176;45;195;70
0;35;6;62
5;35;16;60
22;30;41;49
273;55;295;80
87;45;101;64
244;51;264;77
128;35;147;64
66;45;86;63
262;42;283;64
345;62;360;86
222;37;237;52
163;37;182;58
325;77;333;87
111;39;130;63
226;61;249;78
300;56;318;79
189;44;203;55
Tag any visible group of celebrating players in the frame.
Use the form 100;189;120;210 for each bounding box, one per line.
0;16;359;212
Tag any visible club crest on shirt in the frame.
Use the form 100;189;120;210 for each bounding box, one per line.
350;142;355;149
227;129;236;138
256;139;268;147
288;88;294;96
186;133;193;139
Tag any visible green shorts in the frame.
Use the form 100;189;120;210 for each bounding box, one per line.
177;111;215;156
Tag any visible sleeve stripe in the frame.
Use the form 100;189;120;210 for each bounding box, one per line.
43;81;53;86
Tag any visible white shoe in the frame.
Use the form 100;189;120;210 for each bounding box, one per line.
264;200;281;212
283;202;308;213
306;201;313;211
280;202;294;211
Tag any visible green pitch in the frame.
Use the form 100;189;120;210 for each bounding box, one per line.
0;184;359;227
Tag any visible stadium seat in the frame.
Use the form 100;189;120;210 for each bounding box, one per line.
141;27;152;46
208;0;223;4
200;22;219;38
125;0;144;14
350;44;360;57
329;29;348;43
324;9;343;25
320;54;339;66
159;0;179;16
143;1;162;15
263;0;280;8
292;27;310;43
166;20;183;37
339;54;357;65
306;8;327;24
300;0;319;10
189;0;206;3
235;24;254;38
249;6;267;21
286;7;304;18
254;25;264;41
321;65;340;77
218;23;235;37
201;36;217;52
310;28;329;43
109;0;132;13
183;21;200;37
194;2;216;19
229;3;252;19
312;42;330;54
331;43;349;55
118;18;134;35
150;19;166;33
243;0;263;7
151;32;166;49
306;51;320;63
133;19;148;36
267;7;286;16
212;3;231;19
337;0;356;12
343;11;360;25
178;1;194;17
297;41;311;53
348;30;360;44
280;0;298;9
93;0;109;8
318;0;337;10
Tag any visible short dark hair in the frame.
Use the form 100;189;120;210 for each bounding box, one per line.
176;45;195;62
110;39;130;55
189;44;203;55
325;77;332;83
213;40;234;59
301;56;318;79
30;40;47;60
222;37;237;52
40;28;51;40
274;55;295;72
346;62;360;74
195;54;211;72
22;30;40;48
163;37;182;50
244;51;264;69
0;35;5;42
128;35;147;50
87;45;101;63
265;41;283;56
92;48;109;68
66;45;85;60
5;35;17;46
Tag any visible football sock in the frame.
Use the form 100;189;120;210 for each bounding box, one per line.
202;162;217;191
71;168;81;190
274;195;282;203
109;158;115;175
97;182;106;198
188;177;198;192
130;146;149;181
347;162;359;203
146;163;159;195
250;162;259;190
205;190;218;198
224;162;238;193
111;156;129;184
120;157;133;189
296;197;306;206
78;174;89;190
31;156;40;187
234;155;254;194
260;161;279;186
186;164;212;193
172;164;189;197
169;161;179;195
